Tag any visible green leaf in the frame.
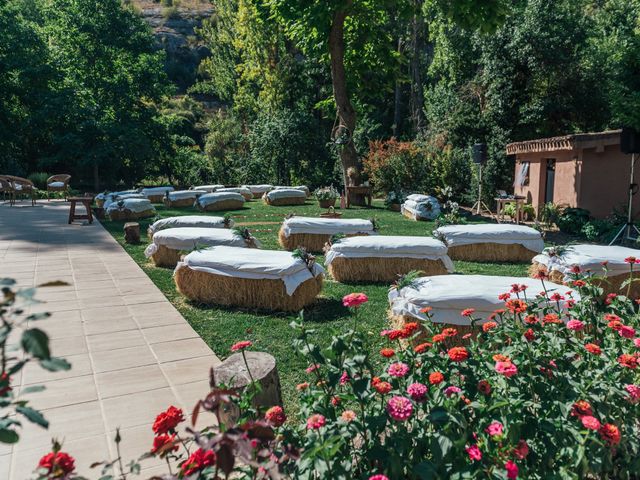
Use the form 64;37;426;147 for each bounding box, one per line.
428;407;449;426
0;428;19;444
39;357;71;372
414;461;439;480
20;385;46;395
21;328;50;359
16;405;49;428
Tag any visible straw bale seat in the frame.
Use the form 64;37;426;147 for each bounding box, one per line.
145;227;259;268
215;187;253;201
274;185;311;197
95;190;139;208
147;215;233;239
243;184;274;199
530;244;640;298
264;188;307;206
174;246;324;312
389;275;577;340
106;198;155;221
434;224;544;262
326;236;453;283
401;194;441;221
279;216;375;252
163;190;204;208
192;184;225;193
196;192;245;212
141;186;174;203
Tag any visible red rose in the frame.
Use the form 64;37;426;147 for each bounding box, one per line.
447;347;469;362
151;433;178;457
181;448;216;476
152;405;185;435
37;451;76;477
231;340;253;352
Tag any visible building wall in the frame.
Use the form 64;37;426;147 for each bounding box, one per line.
579;145;639;218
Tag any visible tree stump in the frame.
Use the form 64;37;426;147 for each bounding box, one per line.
124;222;140;244
93;207;105;220
213;351;282;427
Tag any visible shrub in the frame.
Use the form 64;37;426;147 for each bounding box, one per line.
557;207;591;235
314;186;339;201
27;172;49;190
539;202;562;229
503;203;536;221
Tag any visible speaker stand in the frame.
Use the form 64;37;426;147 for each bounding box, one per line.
609;152;639;245
472;163;494;217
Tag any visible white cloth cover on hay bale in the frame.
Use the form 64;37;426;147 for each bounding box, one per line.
106;198;155;214
325;235;454;271
144;227;258;258
96;189;138;202
389;275;578;326
243;184;273;195
401;195;441;221
148;215;233;236
197;192;245;209
533;244;640;281
274;185;310;197
141;186;174;197
176;246;324;295
103;193;146;209
166;190;203;201
215;187;253;198
192;185;225;193
281;217;375;237
264;188;307;202
434;224;544;252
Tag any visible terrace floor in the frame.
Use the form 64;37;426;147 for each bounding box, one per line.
0;200;220;479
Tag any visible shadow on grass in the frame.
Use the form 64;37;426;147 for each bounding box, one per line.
303;297;348;323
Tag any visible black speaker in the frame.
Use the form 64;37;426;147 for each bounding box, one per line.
472;143;487;164
621;127;640;154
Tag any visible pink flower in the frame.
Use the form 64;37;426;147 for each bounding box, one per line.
465;444;482;461
634;338;640;348
581;415;601;430
340;410;357;422
231;340;252;352
495;361;518;377
625;384;640;403
407;382;428;402
368;475;389;480
485;421;504;437
265;406;286;427
305;364;320;373
444;386;461;397
386;396;413;421
624;256;638;264
505;460;519;479
387;362;409;378
461;308;475;317
566;319;585;331
306;414;326;430
513;439;529;459
619;325;636;339
339;371;350;385
343;292;368;308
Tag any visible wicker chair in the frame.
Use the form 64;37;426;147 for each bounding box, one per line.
46;174;71;200
0;176;15;205
6;176;36;206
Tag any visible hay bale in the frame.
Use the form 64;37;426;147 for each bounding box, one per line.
329;257;449;283
147;215;233;240
150;244;184;268
163;197;197;208
107;208;155;222
448;243;538;262
197;192;245;212
146;194;165;203
95;198;105;208
198;198;245;211
264;195;307;206
278;230;332;252
529;261;640;298
175;267;323;312
278;217;375;252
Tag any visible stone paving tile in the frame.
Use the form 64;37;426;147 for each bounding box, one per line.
1;202;219;479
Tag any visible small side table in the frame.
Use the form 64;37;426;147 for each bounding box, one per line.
346;186;373;208
495;196;526;224
68;197;94;224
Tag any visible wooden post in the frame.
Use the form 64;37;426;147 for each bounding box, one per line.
124;222;140;244
213;351;282;427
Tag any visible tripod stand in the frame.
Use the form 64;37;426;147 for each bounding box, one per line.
471;162;493;216
609;152;640;245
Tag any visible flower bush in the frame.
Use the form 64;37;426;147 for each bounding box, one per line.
314;186;339;201
31;271;640;478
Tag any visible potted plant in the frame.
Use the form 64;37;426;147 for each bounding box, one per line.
315;186;339;208
385;189;406;211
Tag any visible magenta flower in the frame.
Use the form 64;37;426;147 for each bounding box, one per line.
387;362;409;378
465;444;482;461
407;382;428;402
495;361;518;377
581;415;601;430
443;386;461;397
306;414;326;430
625;384;640;403
566;319;585;331
342;292;368;308
386;396;413;421
485;421;504;437
368;476;389;480
339;371;350;385
619;325;636;339
505;460;519;479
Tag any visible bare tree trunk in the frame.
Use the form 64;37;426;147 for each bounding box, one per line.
329;1;363;204
392;37;403;138
409;0;426;134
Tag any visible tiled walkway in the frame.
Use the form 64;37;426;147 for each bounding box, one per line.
0;201;220;479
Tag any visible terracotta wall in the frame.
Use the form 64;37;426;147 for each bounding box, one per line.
513;145;638;219
579;145;639;218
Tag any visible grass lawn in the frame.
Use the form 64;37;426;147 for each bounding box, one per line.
101;199;530;415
